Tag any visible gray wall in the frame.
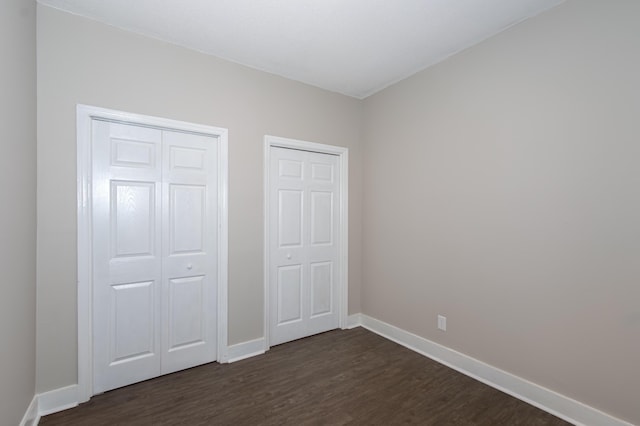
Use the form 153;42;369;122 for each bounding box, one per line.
36;5;363;393
0;0;37;424
362;0;639;423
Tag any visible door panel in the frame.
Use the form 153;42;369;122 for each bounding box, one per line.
111;182;156;257
170;146;207;171
167;276;205;349
93;121;163;393
169;184;205;254
277;265;303;324
93;121;218;393
279;190;303;247
161;130;217;375
111;138;156;169
109;281;155;363
270;147;340;345
310;191;333;245
279;158;304;179
310;261;332;317
311;162;333;182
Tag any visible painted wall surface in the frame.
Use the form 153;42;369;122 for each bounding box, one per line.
36;5;363;393
0;0;37;424
362;0;639;423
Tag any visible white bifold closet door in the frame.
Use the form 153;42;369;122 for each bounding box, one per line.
92;120;218;394
269;146;340;346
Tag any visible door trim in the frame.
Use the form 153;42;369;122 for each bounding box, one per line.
76;104;229;402
263;135;349;349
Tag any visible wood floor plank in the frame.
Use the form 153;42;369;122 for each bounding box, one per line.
40;328;570;425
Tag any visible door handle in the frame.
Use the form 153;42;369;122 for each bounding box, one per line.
187;263;193;270
286;253;292;260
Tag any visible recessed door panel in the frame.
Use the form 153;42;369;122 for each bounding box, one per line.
310;262;333;317
310;191;333;246
279;190;303;247
109;281;155;364
311;163;333;182
111;182;155;258
111;138;156;169
170;184;205;254
170;146;206;171
279;159;303;179
277;265;302;324
168;276;205;350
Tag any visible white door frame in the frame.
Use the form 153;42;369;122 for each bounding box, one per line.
77;104;229;402
263;135;348;349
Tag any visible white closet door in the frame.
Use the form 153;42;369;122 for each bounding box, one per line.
92;120;164;393
92;121;218;393
269;147;340;346
161;130;217;374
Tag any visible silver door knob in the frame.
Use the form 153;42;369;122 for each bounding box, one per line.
187;263;193;270
286;253;292;259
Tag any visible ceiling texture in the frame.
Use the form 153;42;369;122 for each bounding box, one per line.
37;0;565;99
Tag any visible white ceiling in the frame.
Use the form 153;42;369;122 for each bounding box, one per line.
37;0;564;99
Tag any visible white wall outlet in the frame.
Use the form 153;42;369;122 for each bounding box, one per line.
437;314;447;331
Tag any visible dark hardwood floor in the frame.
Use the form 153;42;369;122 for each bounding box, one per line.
41;328;570;425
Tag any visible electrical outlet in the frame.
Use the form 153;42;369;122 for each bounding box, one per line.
437;315;447;331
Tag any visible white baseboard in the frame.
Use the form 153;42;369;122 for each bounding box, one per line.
19;394;39;426
37;384;79;417
346;313;362;329
359;314;632;426
18;384;79;426
226;337;266;363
